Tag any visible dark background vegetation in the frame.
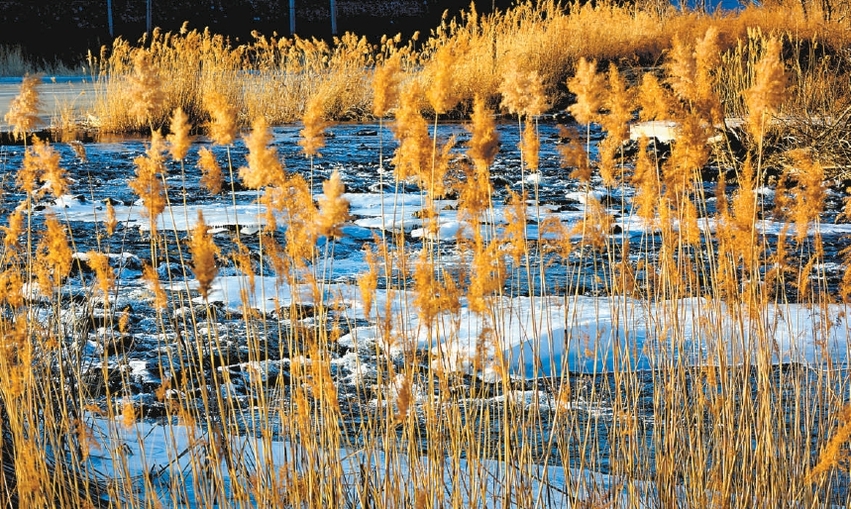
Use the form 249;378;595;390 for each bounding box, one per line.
0;0;517;64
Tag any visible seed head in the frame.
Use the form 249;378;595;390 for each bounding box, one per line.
500;69;547;118
189;210;220;300
744;37;789;142
128;131;168;232
315;170;350;239
391;82;431;183
35;214;72;294
127;52;165;125
167;107;192;161
298;94;328;158
426;43;462;115
466;95;500;172
204;90;238;146
239;117;286;189
197;147;223;195
567;58;604;125
5;74;42;141
372;53;402;118
86;251;115;302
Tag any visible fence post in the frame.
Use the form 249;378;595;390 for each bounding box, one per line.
107;0;114;37
146;0;152;36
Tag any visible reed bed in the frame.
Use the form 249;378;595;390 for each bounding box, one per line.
2;1;851;508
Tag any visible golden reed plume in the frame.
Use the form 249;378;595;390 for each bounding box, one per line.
189;210;220;300
197;147;224;195
744;37;789;143
167;107;192;161
204;90;238;146
4;74;42;141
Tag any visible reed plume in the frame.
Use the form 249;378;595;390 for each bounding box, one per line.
428;136;455;200
86;251;115;302
809;405;851;481
19;137;69;198
197;147;224;195
664;113;710;194
727;155;760;270
4;74;41;141
426;42;462;115
189;210;220;300
466;95;500;172
557;126;590;184
391;82;430;183
204;90;238;146
315;170;350;239
785;148;825;243
743;37;789;143
467;238;504;314
105;201;118;237
579;197;613;251
413;251;460;327
502;190;528;265
280;174;318;265
0;268;24;308
357;245;378;319
598;63;633;186
665;36;696;107
460;96;498;221
127;51;165;126
567;58;604;125
167;107;192;161
128;131;168;232
1;210;24;257
637;72;674;121
299;94;328;158
631;137;660;226
239;117;286;189
520;122;540;173
372;53;402;118
34;214;72;295
500;69;547;119
601;63;633;144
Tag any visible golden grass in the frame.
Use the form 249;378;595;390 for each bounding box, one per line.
5;1;851;508
70;0;851;136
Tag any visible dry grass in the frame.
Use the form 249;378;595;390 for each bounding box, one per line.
4;1;851;508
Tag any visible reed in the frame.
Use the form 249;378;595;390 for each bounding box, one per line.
5;2;851;508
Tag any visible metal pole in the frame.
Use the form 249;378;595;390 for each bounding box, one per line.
330;0;337;35
289;0;296;35
107;0;114;37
